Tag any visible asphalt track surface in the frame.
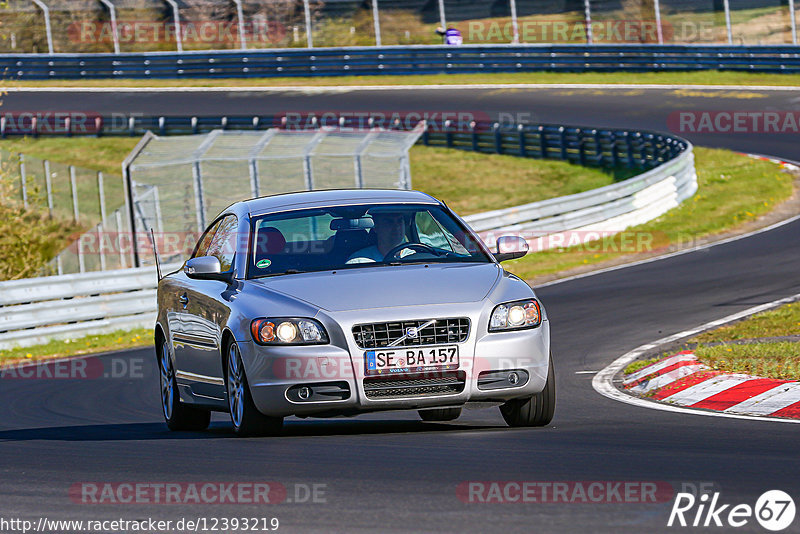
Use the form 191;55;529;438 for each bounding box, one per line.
2;86;800;533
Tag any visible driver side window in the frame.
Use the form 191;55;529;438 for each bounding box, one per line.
206;215;239;272
193;220;221;259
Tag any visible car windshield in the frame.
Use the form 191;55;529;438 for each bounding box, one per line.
248;203;492;278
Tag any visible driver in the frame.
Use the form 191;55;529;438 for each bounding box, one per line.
346;211;412;264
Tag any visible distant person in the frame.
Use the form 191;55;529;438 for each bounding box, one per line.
436;26;463;46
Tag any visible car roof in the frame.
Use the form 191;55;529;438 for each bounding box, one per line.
239;189;441;217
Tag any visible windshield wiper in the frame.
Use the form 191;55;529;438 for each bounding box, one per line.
258;268;306;278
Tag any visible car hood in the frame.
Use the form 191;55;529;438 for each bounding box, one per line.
251;263;501;312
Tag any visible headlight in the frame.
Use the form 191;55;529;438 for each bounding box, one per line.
251;317;329;345
489;299;542;331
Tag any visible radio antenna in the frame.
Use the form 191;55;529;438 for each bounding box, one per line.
150;228;163;281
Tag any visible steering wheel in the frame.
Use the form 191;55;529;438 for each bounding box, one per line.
383;242;442;262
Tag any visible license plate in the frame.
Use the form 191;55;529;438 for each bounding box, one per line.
364;345;459;375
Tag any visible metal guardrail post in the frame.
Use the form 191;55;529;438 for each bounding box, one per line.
164;0;183;53
653;0;663;44
98;222;107;271
470;122;478;151
122;131;156;268
302;131;327;190
493;123;502;154
538;126;547;159
98;172;107;223
19;154;28;209
790;0;798;45
353;131;378;188
115;210;126;269
437;0;446;32
445;120;454;147
191;161;206;232
371;0;381;47
583;0;593;44
77;234;86;273
232;0;247;50
69;165;79;223
610;132;619;168
303;0;314;48
30;0;54;54
593;129;602;165
509;0;519;43
723;0;733;45
98;0;120;54
43;160;53;218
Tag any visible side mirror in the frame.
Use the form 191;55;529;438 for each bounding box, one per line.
184;256;232;282
494;235;529;262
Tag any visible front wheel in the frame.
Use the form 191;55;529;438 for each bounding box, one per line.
226;341;283;437
158;337;210;431
500;353;556;427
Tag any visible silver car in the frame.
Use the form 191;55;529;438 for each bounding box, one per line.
155;189;554;436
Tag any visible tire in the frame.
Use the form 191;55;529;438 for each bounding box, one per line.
500;352;556;427
158;336;211;431
419;407;462;422
226;341;283;437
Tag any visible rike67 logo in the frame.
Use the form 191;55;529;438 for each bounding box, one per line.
668;490;795;531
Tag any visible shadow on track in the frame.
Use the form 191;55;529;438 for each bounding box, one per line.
0;419;512;442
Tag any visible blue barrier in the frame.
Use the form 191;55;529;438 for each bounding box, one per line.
1;44;799;80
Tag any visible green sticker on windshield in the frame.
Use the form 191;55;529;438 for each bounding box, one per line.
256;259;272;269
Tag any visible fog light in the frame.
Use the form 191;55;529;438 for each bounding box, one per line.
298;386;312;400
508;372;519;385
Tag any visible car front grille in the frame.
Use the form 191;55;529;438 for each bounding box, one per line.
363;371;466;399
352;318;470;349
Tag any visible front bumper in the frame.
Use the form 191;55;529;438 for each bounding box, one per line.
239;315;550;418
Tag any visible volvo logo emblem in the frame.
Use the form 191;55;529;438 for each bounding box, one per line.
406;327;419;339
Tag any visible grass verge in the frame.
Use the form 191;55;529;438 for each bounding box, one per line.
691;302;800;343
5;71;800;89
504;147;794;280
624;302;800;379
0;137;140;176
410;146;626;215
623;357;661;376
694;342;800;381
0;328;152;366
690;302;800;380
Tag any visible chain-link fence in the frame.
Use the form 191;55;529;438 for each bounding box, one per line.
125;125;424;267
0;150;131;275
1;0;796;54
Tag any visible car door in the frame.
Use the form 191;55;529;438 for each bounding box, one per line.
171;218;222;399
177;214;239;400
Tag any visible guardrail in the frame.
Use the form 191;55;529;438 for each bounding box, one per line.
1;44;800;80
464;143;696;249
0;266;161;350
